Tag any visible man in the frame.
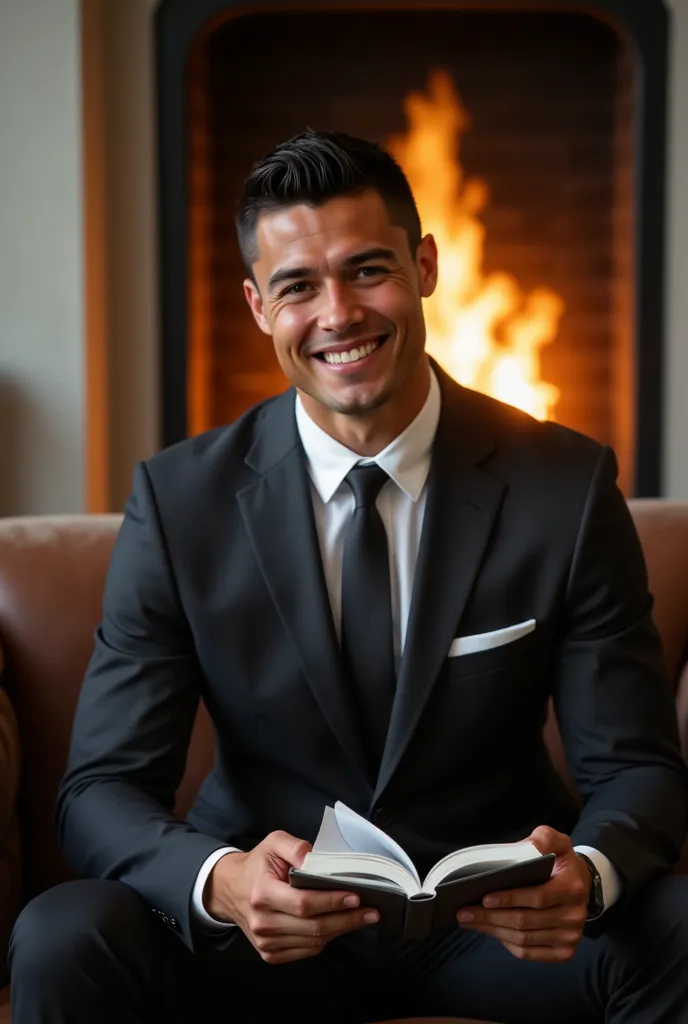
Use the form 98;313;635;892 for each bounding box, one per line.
9;131;688;1022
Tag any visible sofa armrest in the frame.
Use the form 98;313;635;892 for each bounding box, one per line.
0;647;21;982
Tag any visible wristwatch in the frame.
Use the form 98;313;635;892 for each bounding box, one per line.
576;852;605;920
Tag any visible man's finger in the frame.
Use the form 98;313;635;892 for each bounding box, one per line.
253;944;324;965
247;904;380;943
479;881;559;911
460;922;582;950
501;940;579;963
285;905;380;938
458;905;585;931
256;876;366;919
480;864;588;910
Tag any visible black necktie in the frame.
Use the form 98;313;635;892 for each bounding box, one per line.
340;464;396;774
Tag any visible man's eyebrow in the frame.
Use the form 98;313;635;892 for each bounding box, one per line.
267;265;314;294
266;247;398;295
341;247;398;267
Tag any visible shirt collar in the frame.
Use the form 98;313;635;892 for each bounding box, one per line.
295;367;441;504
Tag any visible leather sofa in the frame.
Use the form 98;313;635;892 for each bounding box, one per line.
0;502;687;1023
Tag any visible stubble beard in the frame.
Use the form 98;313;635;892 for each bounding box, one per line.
302;372;398;418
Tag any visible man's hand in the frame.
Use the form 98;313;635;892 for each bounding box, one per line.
456;826;591;962
204;831;379;964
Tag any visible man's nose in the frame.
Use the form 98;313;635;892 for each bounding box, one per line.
317;282;365;334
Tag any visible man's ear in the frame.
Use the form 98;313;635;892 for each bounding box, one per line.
416;234;439;299
243;278;272;336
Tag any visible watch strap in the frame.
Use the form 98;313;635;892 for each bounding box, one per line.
576;851;605;920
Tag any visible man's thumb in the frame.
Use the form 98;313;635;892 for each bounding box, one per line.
528;824;572;858
265;829;312;868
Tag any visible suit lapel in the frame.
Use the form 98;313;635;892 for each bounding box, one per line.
237;392;371;787
374;370;506;800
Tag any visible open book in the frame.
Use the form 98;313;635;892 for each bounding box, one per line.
289;802;555;939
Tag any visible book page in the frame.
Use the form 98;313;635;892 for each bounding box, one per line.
312;806;357;855
334;802;420;884
300;851;420;896
423;840;540;894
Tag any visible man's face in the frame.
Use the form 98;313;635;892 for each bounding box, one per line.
243;189;438;417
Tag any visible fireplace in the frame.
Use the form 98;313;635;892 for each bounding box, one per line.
156;0;669;496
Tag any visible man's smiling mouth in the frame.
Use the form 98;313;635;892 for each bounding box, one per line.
313;335;388;366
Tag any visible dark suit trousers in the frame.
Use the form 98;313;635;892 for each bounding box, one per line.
9;875;688;1023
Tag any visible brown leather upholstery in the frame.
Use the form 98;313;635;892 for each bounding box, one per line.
631;502;688;743
0;503;686;1022
0;677;19;1003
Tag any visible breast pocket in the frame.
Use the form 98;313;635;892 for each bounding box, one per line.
446;619;538;680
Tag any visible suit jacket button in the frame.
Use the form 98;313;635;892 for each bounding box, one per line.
170;918;178;929
374;807;393;829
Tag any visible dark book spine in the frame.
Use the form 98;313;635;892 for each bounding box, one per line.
402;894;435;939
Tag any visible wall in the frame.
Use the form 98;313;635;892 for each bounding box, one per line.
0;0;84;515
0;0;160;516
665;0;688;496
0;0;686;511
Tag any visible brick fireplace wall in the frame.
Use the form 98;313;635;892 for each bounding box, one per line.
187;9;635;490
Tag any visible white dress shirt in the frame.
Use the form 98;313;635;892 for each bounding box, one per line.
191;369;620;930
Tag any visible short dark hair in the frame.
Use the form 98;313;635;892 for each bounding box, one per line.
236;130;422;275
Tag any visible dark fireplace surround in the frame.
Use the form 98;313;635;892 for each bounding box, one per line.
155;0;669;496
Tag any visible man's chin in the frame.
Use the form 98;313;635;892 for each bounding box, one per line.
322;383;392;417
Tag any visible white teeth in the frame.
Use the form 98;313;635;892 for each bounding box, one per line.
322;338;381;365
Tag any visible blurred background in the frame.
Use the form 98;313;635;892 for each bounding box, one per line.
0;0;685;515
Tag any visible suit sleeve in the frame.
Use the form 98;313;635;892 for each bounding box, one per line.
554;446;688;897
55;462;230;951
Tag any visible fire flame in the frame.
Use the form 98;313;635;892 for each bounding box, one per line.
387;71;562;421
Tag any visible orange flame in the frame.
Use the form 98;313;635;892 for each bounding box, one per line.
387;71;562;421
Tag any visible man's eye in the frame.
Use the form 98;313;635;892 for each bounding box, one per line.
283;282;311;296
356;266;387;279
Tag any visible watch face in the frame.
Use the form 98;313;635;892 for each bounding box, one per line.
578;853;604;919
588;870;604;918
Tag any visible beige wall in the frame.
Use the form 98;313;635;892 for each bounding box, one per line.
0;0;84;515
1;0;687;512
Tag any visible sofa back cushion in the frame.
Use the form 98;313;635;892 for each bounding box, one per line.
629;501;688;753
0;517;128;897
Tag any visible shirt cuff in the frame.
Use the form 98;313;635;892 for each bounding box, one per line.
190;847;243;932
573;844;622;913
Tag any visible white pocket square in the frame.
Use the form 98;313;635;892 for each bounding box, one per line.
448;618;536;657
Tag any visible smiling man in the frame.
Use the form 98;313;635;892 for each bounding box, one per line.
8;131;688;1023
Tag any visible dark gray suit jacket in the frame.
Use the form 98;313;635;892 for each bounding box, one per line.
56;366;688;950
